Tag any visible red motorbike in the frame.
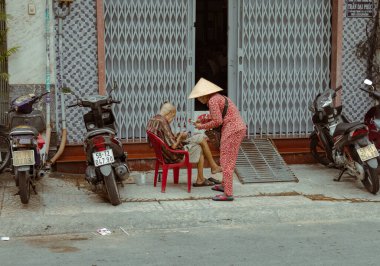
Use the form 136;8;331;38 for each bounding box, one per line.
361;79;380;150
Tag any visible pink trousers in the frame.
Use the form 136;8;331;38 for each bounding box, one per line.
220;129;246;196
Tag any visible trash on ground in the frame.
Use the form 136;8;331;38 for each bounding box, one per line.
1;236;10;241
97;228;112;236
119;226;129;235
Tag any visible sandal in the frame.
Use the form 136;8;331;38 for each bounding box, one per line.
212;194;234;201
208;177;221;184
211;185;224;192
193;179;214;187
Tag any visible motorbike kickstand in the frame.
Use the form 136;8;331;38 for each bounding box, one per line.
334;168;346;182
31;184;38;195
30;180;38;195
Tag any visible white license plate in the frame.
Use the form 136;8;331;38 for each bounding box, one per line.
357;144;379;162
12;150;35;166
92;149;115;167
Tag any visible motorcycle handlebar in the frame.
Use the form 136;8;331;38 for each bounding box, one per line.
359;87;371;93
67;97;120;107
38;92;50;99
67;102;80;108
360;86;380;99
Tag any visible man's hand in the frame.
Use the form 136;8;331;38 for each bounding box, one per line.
177;131;188;141
171;132;187;149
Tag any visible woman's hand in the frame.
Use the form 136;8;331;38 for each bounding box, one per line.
194;122;202;130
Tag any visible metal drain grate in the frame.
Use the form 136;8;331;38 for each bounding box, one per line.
235;138;298;184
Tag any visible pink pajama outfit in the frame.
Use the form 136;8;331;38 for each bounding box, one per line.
198;93;246;196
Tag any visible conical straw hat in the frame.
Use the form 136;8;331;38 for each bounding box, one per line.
188;78;223;99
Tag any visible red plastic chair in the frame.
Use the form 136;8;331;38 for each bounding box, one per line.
146;131;192;193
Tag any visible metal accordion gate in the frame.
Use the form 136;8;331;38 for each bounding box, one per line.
236;0;332;137
103;0;195;140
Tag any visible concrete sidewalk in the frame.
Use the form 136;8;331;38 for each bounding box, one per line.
1;164;380;237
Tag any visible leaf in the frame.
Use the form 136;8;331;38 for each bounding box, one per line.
0;72;9;81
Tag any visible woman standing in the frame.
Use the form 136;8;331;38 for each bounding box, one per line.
189;78;246;201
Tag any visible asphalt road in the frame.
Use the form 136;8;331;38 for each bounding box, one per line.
1;221;379;266
1;165;380;265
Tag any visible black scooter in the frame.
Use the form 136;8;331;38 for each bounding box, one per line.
361;79;380;150
309;87;379;194
67;87;129;206
7;92;47;203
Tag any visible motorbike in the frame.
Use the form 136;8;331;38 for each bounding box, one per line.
0;124;11;173
7;92;47;204
309;86;380;194
361;79;380;150
67;88;129;206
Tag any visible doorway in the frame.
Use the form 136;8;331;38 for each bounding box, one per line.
195;0;228;110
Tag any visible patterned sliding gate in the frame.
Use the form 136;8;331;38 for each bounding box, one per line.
103;0;195;140
237;0;331;137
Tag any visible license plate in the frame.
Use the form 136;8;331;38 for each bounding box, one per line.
12;150;35;166
357;144;379;161
92;149;115;167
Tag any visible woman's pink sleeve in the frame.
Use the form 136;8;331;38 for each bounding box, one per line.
198;98;223;130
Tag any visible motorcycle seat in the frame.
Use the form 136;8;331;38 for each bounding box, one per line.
333;121;366;138
85;128;116;139
9;125;39;136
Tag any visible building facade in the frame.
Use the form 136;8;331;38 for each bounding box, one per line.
3;0;376;146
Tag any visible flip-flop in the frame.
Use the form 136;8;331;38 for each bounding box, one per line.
211;185;224;192
193;179;215;187
208;177;221;184
212;194;234;201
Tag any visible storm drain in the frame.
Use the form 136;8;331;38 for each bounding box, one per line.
235;138;298;184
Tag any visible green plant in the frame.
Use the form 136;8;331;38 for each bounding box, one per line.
0;10;19;81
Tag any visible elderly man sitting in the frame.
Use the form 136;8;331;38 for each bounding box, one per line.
146;102;222;186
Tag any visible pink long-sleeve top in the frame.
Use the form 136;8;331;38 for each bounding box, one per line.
198;93;246;138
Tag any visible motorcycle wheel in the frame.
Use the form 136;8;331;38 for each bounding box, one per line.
18;171;31;204
0;133;11;173
104;172;121;206
310;132;333;166
362;166;379;195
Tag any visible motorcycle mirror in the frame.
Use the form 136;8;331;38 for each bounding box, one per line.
308;102;315;112
61;87;80;101
61;87;73;94
364;79;373;86
107;81;118;96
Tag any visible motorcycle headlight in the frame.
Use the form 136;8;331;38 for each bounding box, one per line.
319;94;333;108
321;98;333;107
316;89;334;109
